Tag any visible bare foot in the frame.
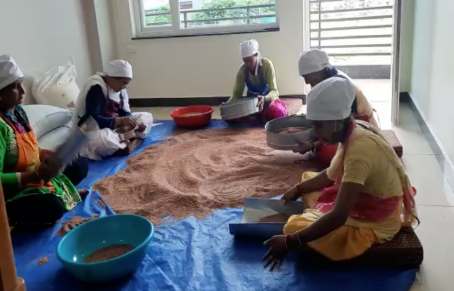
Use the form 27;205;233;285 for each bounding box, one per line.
259;214;289;223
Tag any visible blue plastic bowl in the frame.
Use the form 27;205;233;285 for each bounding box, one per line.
57;214;154;283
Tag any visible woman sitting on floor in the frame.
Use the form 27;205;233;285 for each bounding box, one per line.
294;50;379;165
298;49;378;127
73;60;153;160
263;77;417;271
226;39;287;123
0;55;88;228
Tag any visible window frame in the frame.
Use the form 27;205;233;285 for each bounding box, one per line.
133;0;280;38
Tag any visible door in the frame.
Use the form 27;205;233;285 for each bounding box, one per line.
391;0;402;124
305;0;397;126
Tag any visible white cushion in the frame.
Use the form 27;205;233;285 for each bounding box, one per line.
38;125;71;151
22;105;72;139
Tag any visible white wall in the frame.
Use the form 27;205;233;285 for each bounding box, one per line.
111;0;305;98
399;0;415;92
94;0;119;71
0;0;95;104
410;0;454;163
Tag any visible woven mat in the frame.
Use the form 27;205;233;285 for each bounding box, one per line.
300;228;423;268
382;129;403;158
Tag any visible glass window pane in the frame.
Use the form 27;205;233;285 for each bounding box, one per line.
143;0;172;27
179;0;276;29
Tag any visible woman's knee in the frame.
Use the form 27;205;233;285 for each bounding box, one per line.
283;218;309;235
7;194;66;226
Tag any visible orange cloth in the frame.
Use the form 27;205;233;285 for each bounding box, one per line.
0;112;53;191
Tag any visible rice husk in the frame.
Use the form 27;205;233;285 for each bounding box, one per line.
83;245;135;263
57;215;99;237
38;257;49;265
94;128;317;225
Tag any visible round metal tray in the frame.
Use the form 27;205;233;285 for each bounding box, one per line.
220;98;259;120
265;115;314;150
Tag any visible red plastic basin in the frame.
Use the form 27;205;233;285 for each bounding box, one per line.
170;105;214;128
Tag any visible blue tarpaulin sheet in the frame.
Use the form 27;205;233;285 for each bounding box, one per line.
12;120;417;291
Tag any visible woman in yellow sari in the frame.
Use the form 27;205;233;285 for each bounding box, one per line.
263;77;417;271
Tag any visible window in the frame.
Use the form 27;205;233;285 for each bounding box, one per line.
134;0;278;38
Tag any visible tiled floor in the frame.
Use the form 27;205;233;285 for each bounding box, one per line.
134;104;452;291
355;79;393;129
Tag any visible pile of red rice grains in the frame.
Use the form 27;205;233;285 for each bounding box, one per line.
94;128;317;225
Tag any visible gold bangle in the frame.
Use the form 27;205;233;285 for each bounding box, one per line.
285;234;290;251
295;232;303;246
34;163;41;178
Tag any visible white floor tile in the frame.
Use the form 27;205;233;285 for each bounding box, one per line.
392;105;434;155
404;155;454;207
392;127;434;155
411;206;454;291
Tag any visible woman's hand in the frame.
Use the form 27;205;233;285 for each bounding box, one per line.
281;185;301;205
292;141;313;155
37;159;61;182
263;235;288;271
39;149;62;181
19;171;41;187
292;140;320;155
114;117;123;128
115;116;137;128
39;149;53;160
136;122;146;133
257;96;265;112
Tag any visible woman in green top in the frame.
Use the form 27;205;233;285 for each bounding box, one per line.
226;39;287;123
0;55;88;229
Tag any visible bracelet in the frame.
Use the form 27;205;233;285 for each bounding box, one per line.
295;232;303;246
34;163;41;179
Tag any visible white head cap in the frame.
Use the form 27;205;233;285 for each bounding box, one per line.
240;39;260;59
0;55;24;91
298;50;331;76
105;60;133;79
306;77;356;121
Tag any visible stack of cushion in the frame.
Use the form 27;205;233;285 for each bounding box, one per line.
22;104;73;151
300;228;423;268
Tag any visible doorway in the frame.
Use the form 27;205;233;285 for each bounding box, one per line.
304;0;400;128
